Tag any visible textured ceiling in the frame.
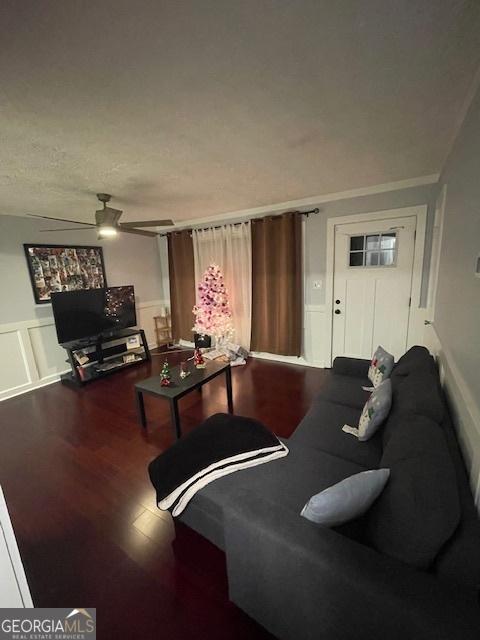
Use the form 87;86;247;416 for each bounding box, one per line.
1;0;480;225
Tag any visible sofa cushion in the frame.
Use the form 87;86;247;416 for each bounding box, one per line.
331;356;370;379
315;373;372;410
392;371;445;423
290;399;382;468
391;345;436;379
365;415;460;569
380;409;411;448
301;469;390;527
185;439;367;525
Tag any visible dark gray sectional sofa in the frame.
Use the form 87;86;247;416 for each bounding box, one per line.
178;346;480;639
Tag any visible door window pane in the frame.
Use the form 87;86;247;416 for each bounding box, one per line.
348;232;397;268
365;251;379;266
380;249;395;265
381;233;396;250
350;236;364;251
366;235;379;250
349;252;364;266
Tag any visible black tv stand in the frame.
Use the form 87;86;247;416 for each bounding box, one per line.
60;328;151;387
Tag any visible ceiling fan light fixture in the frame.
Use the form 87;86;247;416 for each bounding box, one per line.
29;194;173;239
98;225;118;237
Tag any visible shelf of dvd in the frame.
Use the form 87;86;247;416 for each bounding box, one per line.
60;328;151;387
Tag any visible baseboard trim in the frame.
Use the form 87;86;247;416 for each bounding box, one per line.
176;341;326;369
249;352;325;369
0;369;71;402
176;340;326;369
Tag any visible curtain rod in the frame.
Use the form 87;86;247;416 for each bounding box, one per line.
160;208;320;237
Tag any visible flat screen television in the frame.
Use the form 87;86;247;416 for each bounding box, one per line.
51;285;137;344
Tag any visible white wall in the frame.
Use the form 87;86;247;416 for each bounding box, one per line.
425;86;480;509
0;215;166;399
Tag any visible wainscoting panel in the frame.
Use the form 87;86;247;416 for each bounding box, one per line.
304;305;327;366
424;324;480;512
28;324;67;380
0;300;168;402
0;330;31;393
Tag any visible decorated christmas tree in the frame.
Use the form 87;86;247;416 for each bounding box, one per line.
192;263;234;344
160;359;171;386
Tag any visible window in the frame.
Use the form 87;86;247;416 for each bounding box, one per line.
349;232;397;267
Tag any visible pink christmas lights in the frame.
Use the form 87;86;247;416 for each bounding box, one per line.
192;263;234;343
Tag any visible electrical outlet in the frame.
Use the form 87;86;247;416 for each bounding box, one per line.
313;280;322;290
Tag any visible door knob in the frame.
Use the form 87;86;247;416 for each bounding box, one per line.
334;309;341;315
335;299;341;304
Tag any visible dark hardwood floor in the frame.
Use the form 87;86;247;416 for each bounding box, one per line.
0;351;328;639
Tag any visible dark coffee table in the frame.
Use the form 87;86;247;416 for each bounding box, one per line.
134;360;233;439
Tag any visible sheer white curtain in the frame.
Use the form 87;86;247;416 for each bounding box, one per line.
192;222;252;350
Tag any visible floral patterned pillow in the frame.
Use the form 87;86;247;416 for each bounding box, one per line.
368;346;394;388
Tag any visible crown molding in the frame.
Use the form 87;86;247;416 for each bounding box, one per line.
159;174;439;231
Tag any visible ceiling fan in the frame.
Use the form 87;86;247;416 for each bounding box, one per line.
28;193;174;238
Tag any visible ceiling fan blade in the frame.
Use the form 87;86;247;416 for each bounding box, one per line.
28;214;95;226
40;227;96;232
120;220;174;227
118;226;158;237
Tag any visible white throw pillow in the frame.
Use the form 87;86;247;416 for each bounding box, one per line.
368;345;394;388
301;469;390;527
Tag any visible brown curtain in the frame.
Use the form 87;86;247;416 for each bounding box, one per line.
251;212;302;356
167;230;196;342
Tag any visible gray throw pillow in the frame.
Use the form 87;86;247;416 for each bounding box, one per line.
343;379;392;441
301;469;390;527
368;345;394;387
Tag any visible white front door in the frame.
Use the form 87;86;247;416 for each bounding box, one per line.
331;215;416;361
